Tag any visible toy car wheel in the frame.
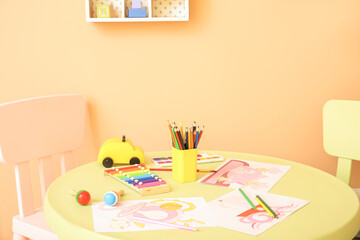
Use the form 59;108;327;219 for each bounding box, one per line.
129;157;140;165
102;158;113;168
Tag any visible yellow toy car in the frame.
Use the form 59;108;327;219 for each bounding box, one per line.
98;136;145;168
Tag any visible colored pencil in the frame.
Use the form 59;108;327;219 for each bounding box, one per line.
176;127;186;150
192;121;196;132
192;127;195;148
255;197;275;218
194;126;200;148
189;128;193;149
180;122;184;139
192;123;196;148
167;120;175;147
167;121;205;150
174;127;183;150
197;126;204;146
132;216;199;231
150;168;216;172
172;123;180;149
255;195;278;218
238;188;257;210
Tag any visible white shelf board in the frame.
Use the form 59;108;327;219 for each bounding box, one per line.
86;17;189;22
85;0;189;22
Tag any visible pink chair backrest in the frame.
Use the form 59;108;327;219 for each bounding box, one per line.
0;95;86;217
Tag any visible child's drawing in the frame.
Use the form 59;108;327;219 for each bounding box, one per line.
92;197;217;232
208;190;309;236
199;159;291;192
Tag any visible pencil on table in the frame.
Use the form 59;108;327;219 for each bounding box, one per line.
150;168;216;172
196;169;215;172
238;188;257;210
255;195;278;218
256;198;274;218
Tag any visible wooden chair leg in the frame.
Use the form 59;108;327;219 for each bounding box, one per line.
13;233;29;240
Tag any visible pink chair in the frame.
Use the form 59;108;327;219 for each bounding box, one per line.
0;95;86;240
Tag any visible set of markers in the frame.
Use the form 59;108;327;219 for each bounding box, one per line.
167;121;204;150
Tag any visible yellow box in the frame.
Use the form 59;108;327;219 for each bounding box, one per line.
97;4;110;18
172;147;197;183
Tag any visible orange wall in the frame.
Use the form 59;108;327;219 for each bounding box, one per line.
1;0;360;239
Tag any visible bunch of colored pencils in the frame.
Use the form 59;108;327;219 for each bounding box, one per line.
167;121;204;150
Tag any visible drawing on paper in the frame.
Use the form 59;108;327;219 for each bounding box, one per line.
236;203;300;230
208;190;309;236
92;197;217;232
199;159;291;192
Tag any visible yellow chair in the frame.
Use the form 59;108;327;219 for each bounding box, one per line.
323;100;360;239
323;100;360;185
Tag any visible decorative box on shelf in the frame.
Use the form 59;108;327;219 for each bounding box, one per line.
85;0;189;22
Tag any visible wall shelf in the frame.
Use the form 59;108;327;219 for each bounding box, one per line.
85;0;189;22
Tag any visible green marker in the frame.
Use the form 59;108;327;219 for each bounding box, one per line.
238;188;257;210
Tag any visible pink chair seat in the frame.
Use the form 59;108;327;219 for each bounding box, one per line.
13;209;57;240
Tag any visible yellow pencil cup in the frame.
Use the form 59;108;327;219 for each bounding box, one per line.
172;147;198;183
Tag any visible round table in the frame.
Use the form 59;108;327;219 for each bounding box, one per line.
44;151;360;240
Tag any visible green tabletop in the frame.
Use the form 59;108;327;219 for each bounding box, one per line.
44;151;360;240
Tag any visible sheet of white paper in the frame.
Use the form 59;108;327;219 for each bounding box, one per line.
198;159;291;192
92;197;217;232
208;190;309;236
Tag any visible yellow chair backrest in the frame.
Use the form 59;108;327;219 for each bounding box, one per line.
323;100;360;185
